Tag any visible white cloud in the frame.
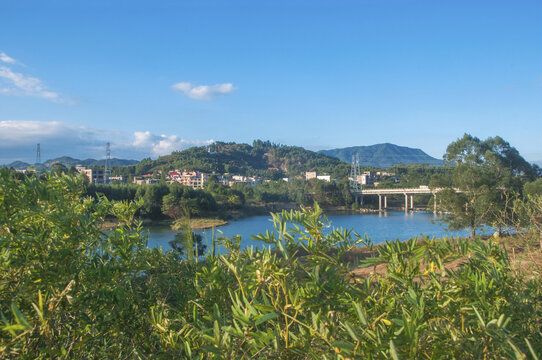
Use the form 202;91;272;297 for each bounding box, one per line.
0;52;17;64
0;120;213;163
0;66;63;102
133;130;213;156
0;51;66;103
0;120;107;146
171;81;235;101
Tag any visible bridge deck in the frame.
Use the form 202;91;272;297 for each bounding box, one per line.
361;187;441;195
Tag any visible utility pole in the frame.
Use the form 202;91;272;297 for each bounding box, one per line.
36;143;41;164
349;154;363;205
105;142;111;184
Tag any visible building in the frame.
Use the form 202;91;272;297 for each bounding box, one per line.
305;171;331;182
133;174;159;185
316;175;331;182
108;176;125;183
76;166;104;184
219;174;262;187
173;171;208;189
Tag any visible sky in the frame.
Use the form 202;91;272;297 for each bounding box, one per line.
1;0;542;164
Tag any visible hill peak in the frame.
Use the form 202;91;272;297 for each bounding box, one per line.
319;143;443;168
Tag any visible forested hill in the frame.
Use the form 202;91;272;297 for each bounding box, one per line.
126;140;350;177
320;143;443;168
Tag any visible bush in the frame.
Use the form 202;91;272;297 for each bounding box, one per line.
1;169;541;358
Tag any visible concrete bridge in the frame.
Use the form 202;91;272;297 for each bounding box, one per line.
356;186;443;213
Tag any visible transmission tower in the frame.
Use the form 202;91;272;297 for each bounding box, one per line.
36;143;41;164
349;154;363;205
104;142;111;184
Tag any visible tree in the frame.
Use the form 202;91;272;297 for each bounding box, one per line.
168;231;206;261
50;162;68;174
136;183;169;219
524;179;542;197
438;134;537;236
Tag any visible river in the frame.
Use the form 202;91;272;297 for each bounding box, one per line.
145;211;476;253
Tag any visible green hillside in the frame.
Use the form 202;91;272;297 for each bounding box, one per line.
320;143;443;168
122;140;350;178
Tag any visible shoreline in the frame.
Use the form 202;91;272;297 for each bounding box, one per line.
100;203;442;231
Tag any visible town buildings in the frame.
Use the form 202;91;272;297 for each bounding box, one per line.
304;171;332;182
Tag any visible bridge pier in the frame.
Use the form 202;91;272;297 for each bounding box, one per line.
353;193;363;206
359;187;449;213
377;195;387;212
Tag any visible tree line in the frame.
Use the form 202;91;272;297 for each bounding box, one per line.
85;177;355;220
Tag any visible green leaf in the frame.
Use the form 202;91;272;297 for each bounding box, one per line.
255;312;278;326
390;339;400;360
353;302;368;326
525;338;539;360
11;303;31;330
344;321;359;342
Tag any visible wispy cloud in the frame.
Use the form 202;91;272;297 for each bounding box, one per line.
0;120;213;163
0;52;17;64
0;51;65;103
171;81;235;101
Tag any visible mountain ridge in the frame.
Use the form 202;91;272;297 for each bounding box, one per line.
7;157;139;170
319;143;443;168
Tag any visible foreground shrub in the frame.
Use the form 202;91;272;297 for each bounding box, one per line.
1;169;541;358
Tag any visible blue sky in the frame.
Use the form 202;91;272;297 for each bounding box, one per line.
1;0;542;164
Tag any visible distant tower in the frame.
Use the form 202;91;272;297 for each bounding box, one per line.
104;142;111;184
349;155;363;205
36;143;41;164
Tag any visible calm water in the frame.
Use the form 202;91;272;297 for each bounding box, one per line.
145;211;474;252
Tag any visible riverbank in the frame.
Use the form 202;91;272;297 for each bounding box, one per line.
346;232;542;280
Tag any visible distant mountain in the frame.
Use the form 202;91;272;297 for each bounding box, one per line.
43;157;139;168
534;160;542;167
6;161;48;171
7;157;139;170
7;161;31;170
319;143;443;168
